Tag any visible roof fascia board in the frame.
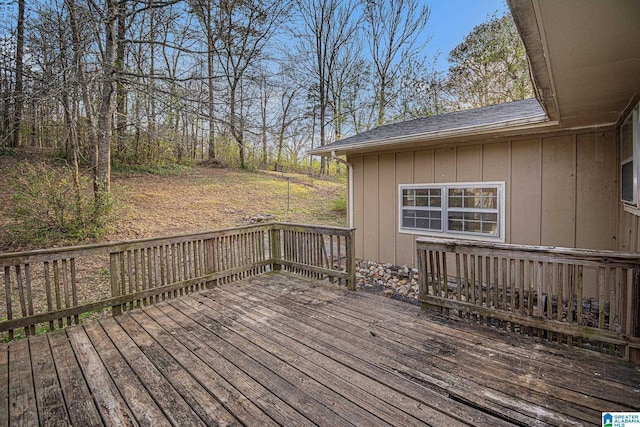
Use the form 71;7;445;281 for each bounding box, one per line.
310;120;618;156
507;0;559;121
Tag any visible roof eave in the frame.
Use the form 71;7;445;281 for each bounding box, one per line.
507;0;559;122
309;115;552;156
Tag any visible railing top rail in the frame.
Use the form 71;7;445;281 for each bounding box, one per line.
0;224;273;266
416;237;640;268
272;222;355;235
0;222;354;267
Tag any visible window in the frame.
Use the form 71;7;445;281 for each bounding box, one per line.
621;103;640;207
399;182;505;241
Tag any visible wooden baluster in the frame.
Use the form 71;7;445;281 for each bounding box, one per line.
15;265;29;335
441;251;448;315
133;249;140;303
44;262;53;332
183;241;189;290
477;255;483;323
141;248;149;305
556;263;564;344
518;259;524;319
4;266;14;340
609;267;619;355
577;265;584;348
109;253;121;316
53;261;63;328
567;264;576;346
508;258;515;332
597;266;606;353
462;254;470;320
24;263;35;334
126;251;134;309
70;259;78;325
427;250;435;296
417;248;426;298
346;229;355;291
159;245;167;297
61;259;71;325
455;253;462;316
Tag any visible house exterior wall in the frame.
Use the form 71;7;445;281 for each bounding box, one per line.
619;209;640;252
348;128;619;267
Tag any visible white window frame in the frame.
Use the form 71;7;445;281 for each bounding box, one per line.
398;181;506;242
621;102;640;214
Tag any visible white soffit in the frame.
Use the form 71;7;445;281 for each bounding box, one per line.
515;0;640;127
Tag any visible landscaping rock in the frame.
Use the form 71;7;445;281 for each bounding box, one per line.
248;213;275;223
356;259;421;301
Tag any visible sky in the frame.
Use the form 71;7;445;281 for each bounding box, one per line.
421;0;509;72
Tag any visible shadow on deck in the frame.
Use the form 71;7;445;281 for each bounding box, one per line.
2;272;639;426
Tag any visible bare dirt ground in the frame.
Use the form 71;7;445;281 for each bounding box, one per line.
0;153;347;252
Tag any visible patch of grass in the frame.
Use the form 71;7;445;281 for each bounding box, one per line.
0;146;16;156
7;162;117;248
332;195;347;212
112;163;191;176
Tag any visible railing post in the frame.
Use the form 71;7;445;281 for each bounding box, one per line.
270;226;282;272
417;245;431;311
346;229;356;291
630;268;640;362
109;252;122;316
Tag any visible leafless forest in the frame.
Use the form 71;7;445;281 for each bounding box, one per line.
0;0;531;247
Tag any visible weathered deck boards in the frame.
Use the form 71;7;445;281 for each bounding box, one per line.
1;272;638;426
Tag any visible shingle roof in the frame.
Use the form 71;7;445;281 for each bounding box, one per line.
310;98;548;155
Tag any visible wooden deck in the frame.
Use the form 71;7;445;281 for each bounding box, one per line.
1;272;638;426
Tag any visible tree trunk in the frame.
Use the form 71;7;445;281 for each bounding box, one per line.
115;1;127;157
96;0;118;196
67;0;98;184
1;68;10;144
11;0;25;148
206;3;216;160
376;82;386;127
229;83;245;169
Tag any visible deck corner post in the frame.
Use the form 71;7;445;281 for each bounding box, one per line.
417;244;428;309
109;252;122;316
346;228;356;291
270;226;282;272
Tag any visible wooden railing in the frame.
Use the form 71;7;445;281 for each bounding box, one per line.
417;238;640;361
0;223;355;341
274;224;355;286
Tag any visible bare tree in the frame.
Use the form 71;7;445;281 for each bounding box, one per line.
11;0;25;147
328;35;365;140
190;0;219;160
364;0;430;126
256;72;274;167
93;0;119;197
66;0;99;170
274;81;300;171
215;0;288;169
294;0;360;174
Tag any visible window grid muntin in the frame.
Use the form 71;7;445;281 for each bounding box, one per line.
399;182;503;239
402;188;442;208
402;209;442;231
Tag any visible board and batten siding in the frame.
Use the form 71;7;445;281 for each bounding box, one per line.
348;129;619;267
